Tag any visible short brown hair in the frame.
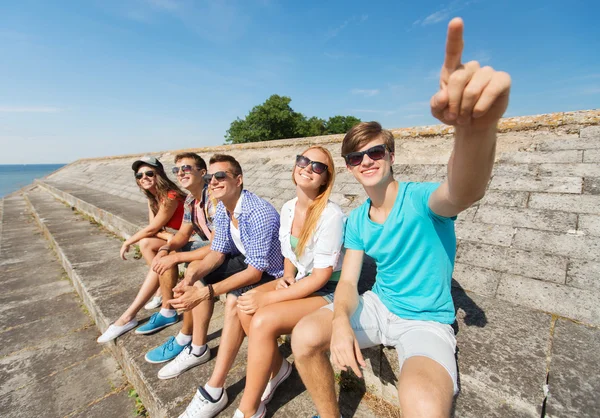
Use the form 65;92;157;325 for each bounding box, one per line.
174;152;207;171
341;121;395;157
209;154;243;189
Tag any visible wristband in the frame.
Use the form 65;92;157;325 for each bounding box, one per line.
207;283;215;300
158;246;170;253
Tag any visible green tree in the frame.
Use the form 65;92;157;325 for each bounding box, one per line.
299;116;326;137
225;95;306;144
324;115;362;134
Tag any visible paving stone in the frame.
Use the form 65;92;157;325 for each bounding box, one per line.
456;241;568;283
538;163;600;177
497;150;582;164
583;177;600;195
496;274;600;325
537;137;600;151
546;319;600;417
451;290;548;418
489;175;582;194
528;193;600;214
513;228;600;261
566;260;600;291
452;263;501;296
478;190;529;207
68;388;138;418
579;214;600;236
455;221;514;246
492;164;539;176
583;149;600;162
474;206;577;233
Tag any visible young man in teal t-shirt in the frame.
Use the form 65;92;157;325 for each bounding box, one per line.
291;18;511;418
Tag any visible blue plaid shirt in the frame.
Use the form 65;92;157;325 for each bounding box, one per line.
211;190;284;278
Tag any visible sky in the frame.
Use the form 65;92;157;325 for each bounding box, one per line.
0;0;598;164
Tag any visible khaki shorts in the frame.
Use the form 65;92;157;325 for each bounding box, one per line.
324;290;458;394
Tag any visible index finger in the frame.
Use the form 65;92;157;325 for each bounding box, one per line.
443;17;464;72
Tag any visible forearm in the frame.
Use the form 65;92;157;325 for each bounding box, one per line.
446;125;497;207
212;268;262;297
332;280;360;323
269;274;329;305
185;251;224;284
155;230;173;241
282;258;297;279
173;245;211;264
125;226;160;246
160;231;190;253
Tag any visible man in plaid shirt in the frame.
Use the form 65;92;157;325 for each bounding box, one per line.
158;154;284;392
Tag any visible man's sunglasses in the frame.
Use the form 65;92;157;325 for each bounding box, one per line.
343;144;388;167
135;170;155;180
203;171;230;183
296;155;328;174
172;165;200;175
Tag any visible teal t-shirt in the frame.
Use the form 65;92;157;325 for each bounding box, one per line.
344;182;456;324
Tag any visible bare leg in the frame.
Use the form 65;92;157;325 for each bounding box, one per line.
190;281;215;344
206;294;245;388
114;237;165;326
238;296;328;416
292;308;339;418
397;357;454;418
159;262;178;309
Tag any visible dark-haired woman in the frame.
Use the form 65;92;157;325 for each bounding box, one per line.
98;156;186;343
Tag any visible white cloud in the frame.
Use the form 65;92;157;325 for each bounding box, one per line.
414;0;478;27
471;50;491;64
351;89;380;97
325;14;369;40
0;106;62;113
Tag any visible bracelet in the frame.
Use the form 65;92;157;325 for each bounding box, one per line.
207;284;215;300
158;246;170;253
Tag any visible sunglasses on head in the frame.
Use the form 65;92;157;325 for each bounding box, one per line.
343;144;388;167
296;155;328;174
172;165;199;175
203;171;230;183
135;170;155;180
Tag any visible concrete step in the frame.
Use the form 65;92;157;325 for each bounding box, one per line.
0;195;137;418
22;186;380;418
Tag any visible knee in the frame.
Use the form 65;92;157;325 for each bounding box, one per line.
291;315;329;359
139;237;153;253
399;379;453;418
224;295;238;318
249;310;277;337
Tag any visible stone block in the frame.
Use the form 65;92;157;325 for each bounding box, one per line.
455;221;514;246
498;150;582;164
583;149;600;162
492;164;539;176
457;205;478;222
474;206;577;233
452;263;502;296
489;175;582;194
579;214;600;236
583;177;600;195
538;163;600;177
566;260;600;291
537;137;600;151
546;319;600;417
496;273;600;325
580;125;600;138
513;228;600;261
456;241;568;283
479;190;529;207
528;193;600;214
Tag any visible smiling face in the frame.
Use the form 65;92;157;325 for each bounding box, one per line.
207;161;242;202
135;164;157;191
174;157;205;192
294;147;329;193
346;138;394;188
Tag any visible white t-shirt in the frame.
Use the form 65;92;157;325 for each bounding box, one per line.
230;192;246;255
279;198;346;281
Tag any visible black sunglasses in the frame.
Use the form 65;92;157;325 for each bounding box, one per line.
135;170;155;180
203;171;230;183
343;144;388;166
296;155;328;174
172;165;200;175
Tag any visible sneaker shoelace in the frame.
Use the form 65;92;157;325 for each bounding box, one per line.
162;336;175;354
187;390;209;415
174;346;193;365
149;312;159;324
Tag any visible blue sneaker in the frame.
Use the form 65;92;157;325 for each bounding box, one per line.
135;312;178;335
145;336;189;364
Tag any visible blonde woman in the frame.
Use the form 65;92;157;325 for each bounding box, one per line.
234;146;346;417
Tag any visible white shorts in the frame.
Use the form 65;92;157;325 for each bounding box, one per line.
325;290;458;394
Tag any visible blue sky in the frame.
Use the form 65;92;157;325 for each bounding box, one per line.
0;0;598;164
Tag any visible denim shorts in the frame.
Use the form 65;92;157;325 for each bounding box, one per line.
324;290;458;394
200;253;275;297
313;280;338;303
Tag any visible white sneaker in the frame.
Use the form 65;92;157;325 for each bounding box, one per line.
97;320;138;343
261;359;292;404
179;386;227;418
144;295;162;310
158;345;211;379
232;403;266;418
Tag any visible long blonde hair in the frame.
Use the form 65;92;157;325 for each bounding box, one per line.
293;146;336;257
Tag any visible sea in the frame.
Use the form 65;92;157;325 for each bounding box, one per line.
0;164;65;198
